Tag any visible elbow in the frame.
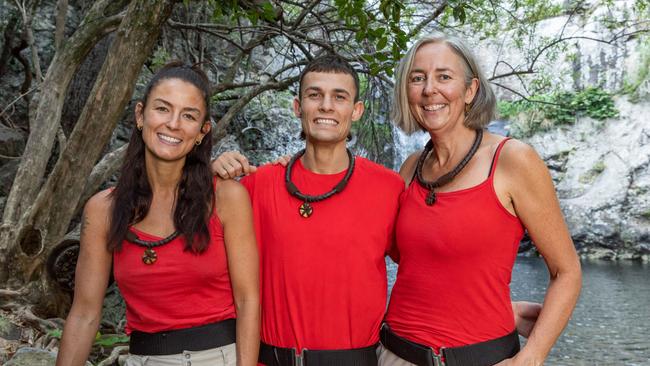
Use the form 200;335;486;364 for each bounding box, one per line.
234;291;260;314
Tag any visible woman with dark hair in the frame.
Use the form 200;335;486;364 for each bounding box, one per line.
56;62;260;366
379;33;581;366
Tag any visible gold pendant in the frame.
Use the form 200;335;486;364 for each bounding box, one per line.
142;248;157;265
299;202;313;218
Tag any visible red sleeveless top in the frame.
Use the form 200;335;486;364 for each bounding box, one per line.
385;138;523;350
113;200;236;334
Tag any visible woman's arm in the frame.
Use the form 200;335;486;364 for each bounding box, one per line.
56;191;113;366
215;179;260;366
496;141;582;365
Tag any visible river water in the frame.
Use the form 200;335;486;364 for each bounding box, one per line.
386;257;650;365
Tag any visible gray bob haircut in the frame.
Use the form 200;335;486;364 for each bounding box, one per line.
391;33;496;134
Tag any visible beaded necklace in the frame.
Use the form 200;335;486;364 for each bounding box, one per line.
125;229;180;264
415;129;483;206
285;148;355;218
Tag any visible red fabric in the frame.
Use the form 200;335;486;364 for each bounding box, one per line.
113;207;236;334
385;138;524;351
241;157;403;351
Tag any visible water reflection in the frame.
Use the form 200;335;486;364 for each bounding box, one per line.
386;257;650;365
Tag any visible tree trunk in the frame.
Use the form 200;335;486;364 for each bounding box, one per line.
0;0;175;318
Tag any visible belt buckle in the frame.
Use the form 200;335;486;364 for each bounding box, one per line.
432;347;446;366
293;348;306;366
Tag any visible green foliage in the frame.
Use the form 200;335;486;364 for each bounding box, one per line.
47;328;63;339
94;334;130;347
499;87;618;137
150;47;171;72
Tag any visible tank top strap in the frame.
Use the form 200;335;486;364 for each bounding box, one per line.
488;137;512;178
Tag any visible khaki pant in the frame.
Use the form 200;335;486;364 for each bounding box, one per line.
377;343;417;366
124;342;236;366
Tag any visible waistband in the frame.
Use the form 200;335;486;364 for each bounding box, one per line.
129;318;236;356
380;324;520;366
259;341;379;366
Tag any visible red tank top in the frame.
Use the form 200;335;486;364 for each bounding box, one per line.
385;138;523;350
241;157;403;351
113;200;236;334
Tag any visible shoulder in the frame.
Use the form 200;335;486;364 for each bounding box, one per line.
398;151;422;185
498;138;546;171
355;157;404;191
215;178;251;204
496;138;550;188
85;189;113;217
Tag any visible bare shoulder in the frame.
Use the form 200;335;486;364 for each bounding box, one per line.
84;189;113;219
215;178;250;203
399;150;422;183
497;139;551;188
215;178;252;216
499;139;546;171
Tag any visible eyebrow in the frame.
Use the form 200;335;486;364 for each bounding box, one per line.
304;86;351;96
152;98;201;114
410;68;454;74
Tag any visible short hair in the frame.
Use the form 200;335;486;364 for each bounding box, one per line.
298;54;361;102
391;32;495;134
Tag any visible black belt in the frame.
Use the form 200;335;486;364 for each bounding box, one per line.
380;324;520;366
129;318;236;355
259;341;378;366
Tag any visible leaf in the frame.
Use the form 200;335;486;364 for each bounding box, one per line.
377;36;388;50
94;334;130;347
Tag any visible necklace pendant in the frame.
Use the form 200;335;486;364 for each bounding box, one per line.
426;191;436;206
299;202;313;218
142;248;157;265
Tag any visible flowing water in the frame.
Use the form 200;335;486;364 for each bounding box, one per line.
386;257;650;365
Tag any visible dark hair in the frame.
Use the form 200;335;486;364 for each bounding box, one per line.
107;61;214;253
298;54;361;102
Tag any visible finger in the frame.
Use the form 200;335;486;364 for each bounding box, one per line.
278;155;291;167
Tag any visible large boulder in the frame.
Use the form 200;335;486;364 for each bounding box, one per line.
527;97;650;260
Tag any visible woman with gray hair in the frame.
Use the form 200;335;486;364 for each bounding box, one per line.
380;33;581;366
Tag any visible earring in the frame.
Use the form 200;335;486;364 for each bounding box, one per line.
137;124;143;131
195;139;202;146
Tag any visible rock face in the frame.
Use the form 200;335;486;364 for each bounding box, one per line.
526;97;650;260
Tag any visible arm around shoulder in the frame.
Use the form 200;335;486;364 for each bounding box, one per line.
56;190;114;366
215;179;260;366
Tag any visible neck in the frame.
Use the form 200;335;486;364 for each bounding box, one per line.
427;124;477;168
301;141;350;174
145;153;184;195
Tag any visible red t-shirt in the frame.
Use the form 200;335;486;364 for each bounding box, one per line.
385;138;523;350
113;211;236;334
241;157;403;351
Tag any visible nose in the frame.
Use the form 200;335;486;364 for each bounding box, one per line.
319;95;334;112
423;77;437;96
166;112;181;129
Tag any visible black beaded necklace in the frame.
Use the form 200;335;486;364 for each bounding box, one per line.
415;129;483;206
125;229;180;265
285;148;355;218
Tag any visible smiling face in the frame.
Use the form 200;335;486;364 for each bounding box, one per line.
135;78;210;164
294;71;364;147
407;42;478;133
